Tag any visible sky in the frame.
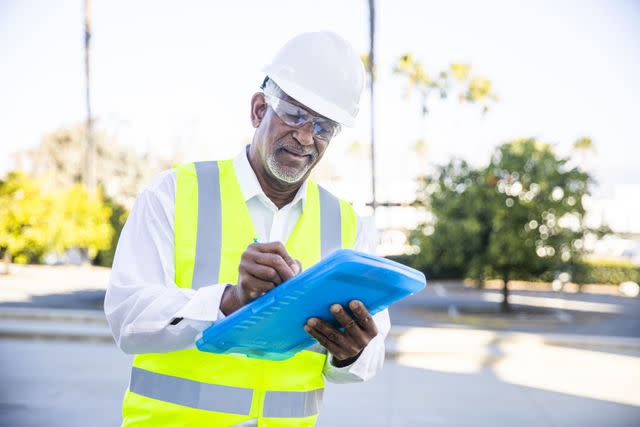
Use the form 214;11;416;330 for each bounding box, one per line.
1;0;639;232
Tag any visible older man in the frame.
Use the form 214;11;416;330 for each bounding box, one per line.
105;31;390;427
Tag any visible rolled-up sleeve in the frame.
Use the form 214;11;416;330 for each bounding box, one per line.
322;215;391;383
104;170;228;354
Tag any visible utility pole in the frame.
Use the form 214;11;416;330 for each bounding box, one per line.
367;0;377;216
84;0;96;192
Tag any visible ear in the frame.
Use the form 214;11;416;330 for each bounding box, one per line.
250;92;268;128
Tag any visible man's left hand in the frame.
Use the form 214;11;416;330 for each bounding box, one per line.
304;300;378;367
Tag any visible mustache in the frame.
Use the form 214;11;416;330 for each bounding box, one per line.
277;140;318;158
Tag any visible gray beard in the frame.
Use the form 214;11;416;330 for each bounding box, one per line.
266;153;312;183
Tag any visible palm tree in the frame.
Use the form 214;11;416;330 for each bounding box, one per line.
573;136;596;169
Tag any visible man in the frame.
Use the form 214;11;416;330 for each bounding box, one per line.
105;31;390;427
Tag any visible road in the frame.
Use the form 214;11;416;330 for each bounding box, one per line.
1;338;638;427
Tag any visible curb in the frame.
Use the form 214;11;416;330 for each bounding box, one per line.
0;320;114;344
0;307;112;343
0;306;107;324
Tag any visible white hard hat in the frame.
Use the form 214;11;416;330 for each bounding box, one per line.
262;31;365;127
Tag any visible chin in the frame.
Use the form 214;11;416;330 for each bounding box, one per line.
271;164;309;184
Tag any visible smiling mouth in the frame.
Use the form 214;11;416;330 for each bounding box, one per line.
281;147;311;159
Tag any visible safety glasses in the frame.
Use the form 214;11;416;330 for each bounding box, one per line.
264;94;341;143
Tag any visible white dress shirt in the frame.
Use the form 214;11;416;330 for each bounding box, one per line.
105;149;391;383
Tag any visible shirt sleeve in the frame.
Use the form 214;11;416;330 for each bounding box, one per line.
104;170;228;354
322;214;391;384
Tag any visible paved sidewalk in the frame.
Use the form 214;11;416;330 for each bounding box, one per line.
1;338;638;427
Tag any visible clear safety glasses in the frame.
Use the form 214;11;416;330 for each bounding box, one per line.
264;94;341;143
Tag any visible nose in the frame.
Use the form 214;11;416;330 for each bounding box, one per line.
292;122;314;146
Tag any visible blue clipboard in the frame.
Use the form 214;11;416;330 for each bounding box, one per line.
196;249;426;360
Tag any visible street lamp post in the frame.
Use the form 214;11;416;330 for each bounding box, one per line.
368;0;377;216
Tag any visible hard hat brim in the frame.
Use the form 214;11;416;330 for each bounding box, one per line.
262;68;357;128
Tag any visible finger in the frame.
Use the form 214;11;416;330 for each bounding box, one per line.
244;278;276;298
254;242;298;272
330;304;366;339
332;304;371;347
307;318;355;353
349;300;378;336
252;252;296;282
306;319;359;359
304;324;343;358
330;304;355;329
243;263;283;285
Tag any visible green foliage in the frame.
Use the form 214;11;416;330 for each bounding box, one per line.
412;139;597;304
484;139;591;280
0;172;52;264
48;184;114;259
389;255;639;286
574;260;640;285
0;171;114;268
93;193;128;267
411;159;492;280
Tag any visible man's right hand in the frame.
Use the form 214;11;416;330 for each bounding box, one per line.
220;242;301;316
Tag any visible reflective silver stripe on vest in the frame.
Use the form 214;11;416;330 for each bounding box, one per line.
193;161;222;289
318;185;342;258
263;388;324;418
129;367;253;415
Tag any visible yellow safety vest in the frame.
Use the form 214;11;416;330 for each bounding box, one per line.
121;159;357;426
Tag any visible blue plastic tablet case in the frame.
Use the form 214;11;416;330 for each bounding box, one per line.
196;249;426;360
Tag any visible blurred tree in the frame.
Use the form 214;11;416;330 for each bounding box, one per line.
48;184;113;260
93;192;128;267
485;139;592;311
17;123;170;206
573;136;595;152
411;139;429;173
0;172;114;273
394;56;498;211
394;56;498;117
573;136;596;168
360;54;376;81
411;159;491;280
413;139;594;312
0;172;52;273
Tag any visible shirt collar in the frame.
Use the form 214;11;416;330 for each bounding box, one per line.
233;147;308;211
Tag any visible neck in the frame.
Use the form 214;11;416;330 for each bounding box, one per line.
247;145;303;209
